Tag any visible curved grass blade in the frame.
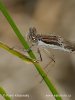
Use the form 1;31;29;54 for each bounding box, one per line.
0;41;36;64
0;87;11;100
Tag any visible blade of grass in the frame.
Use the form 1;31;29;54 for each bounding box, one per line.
0;1;62;100
0;87;11;100
0;41;37;64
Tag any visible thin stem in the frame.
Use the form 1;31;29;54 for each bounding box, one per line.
0;41;36;64
0;87;11;100
0;1;62;100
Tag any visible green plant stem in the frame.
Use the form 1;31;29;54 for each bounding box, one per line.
0;1;62;100
0;87;11;100
0;41;37;64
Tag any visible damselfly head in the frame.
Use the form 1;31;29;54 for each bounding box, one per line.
29;27;37;34
26;27;38;44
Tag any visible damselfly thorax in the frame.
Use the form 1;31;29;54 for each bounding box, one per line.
26;27;75;53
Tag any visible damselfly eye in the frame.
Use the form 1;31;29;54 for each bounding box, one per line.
33;37;35;39
33;38;36;40
29;27;37;34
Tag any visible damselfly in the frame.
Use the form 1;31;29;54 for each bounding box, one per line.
26;27;75;68
26;27;75;53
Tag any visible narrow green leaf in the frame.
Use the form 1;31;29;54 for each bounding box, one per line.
0;87;11;100
0;41;36;64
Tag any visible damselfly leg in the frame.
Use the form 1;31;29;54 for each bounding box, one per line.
23;44;34;52
37;47;55;68
42;48;55;69
37;48;42;61
36;47;55;83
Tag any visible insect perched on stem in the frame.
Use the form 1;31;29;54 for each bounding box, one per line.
26;27;75;67
27;27;75;52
